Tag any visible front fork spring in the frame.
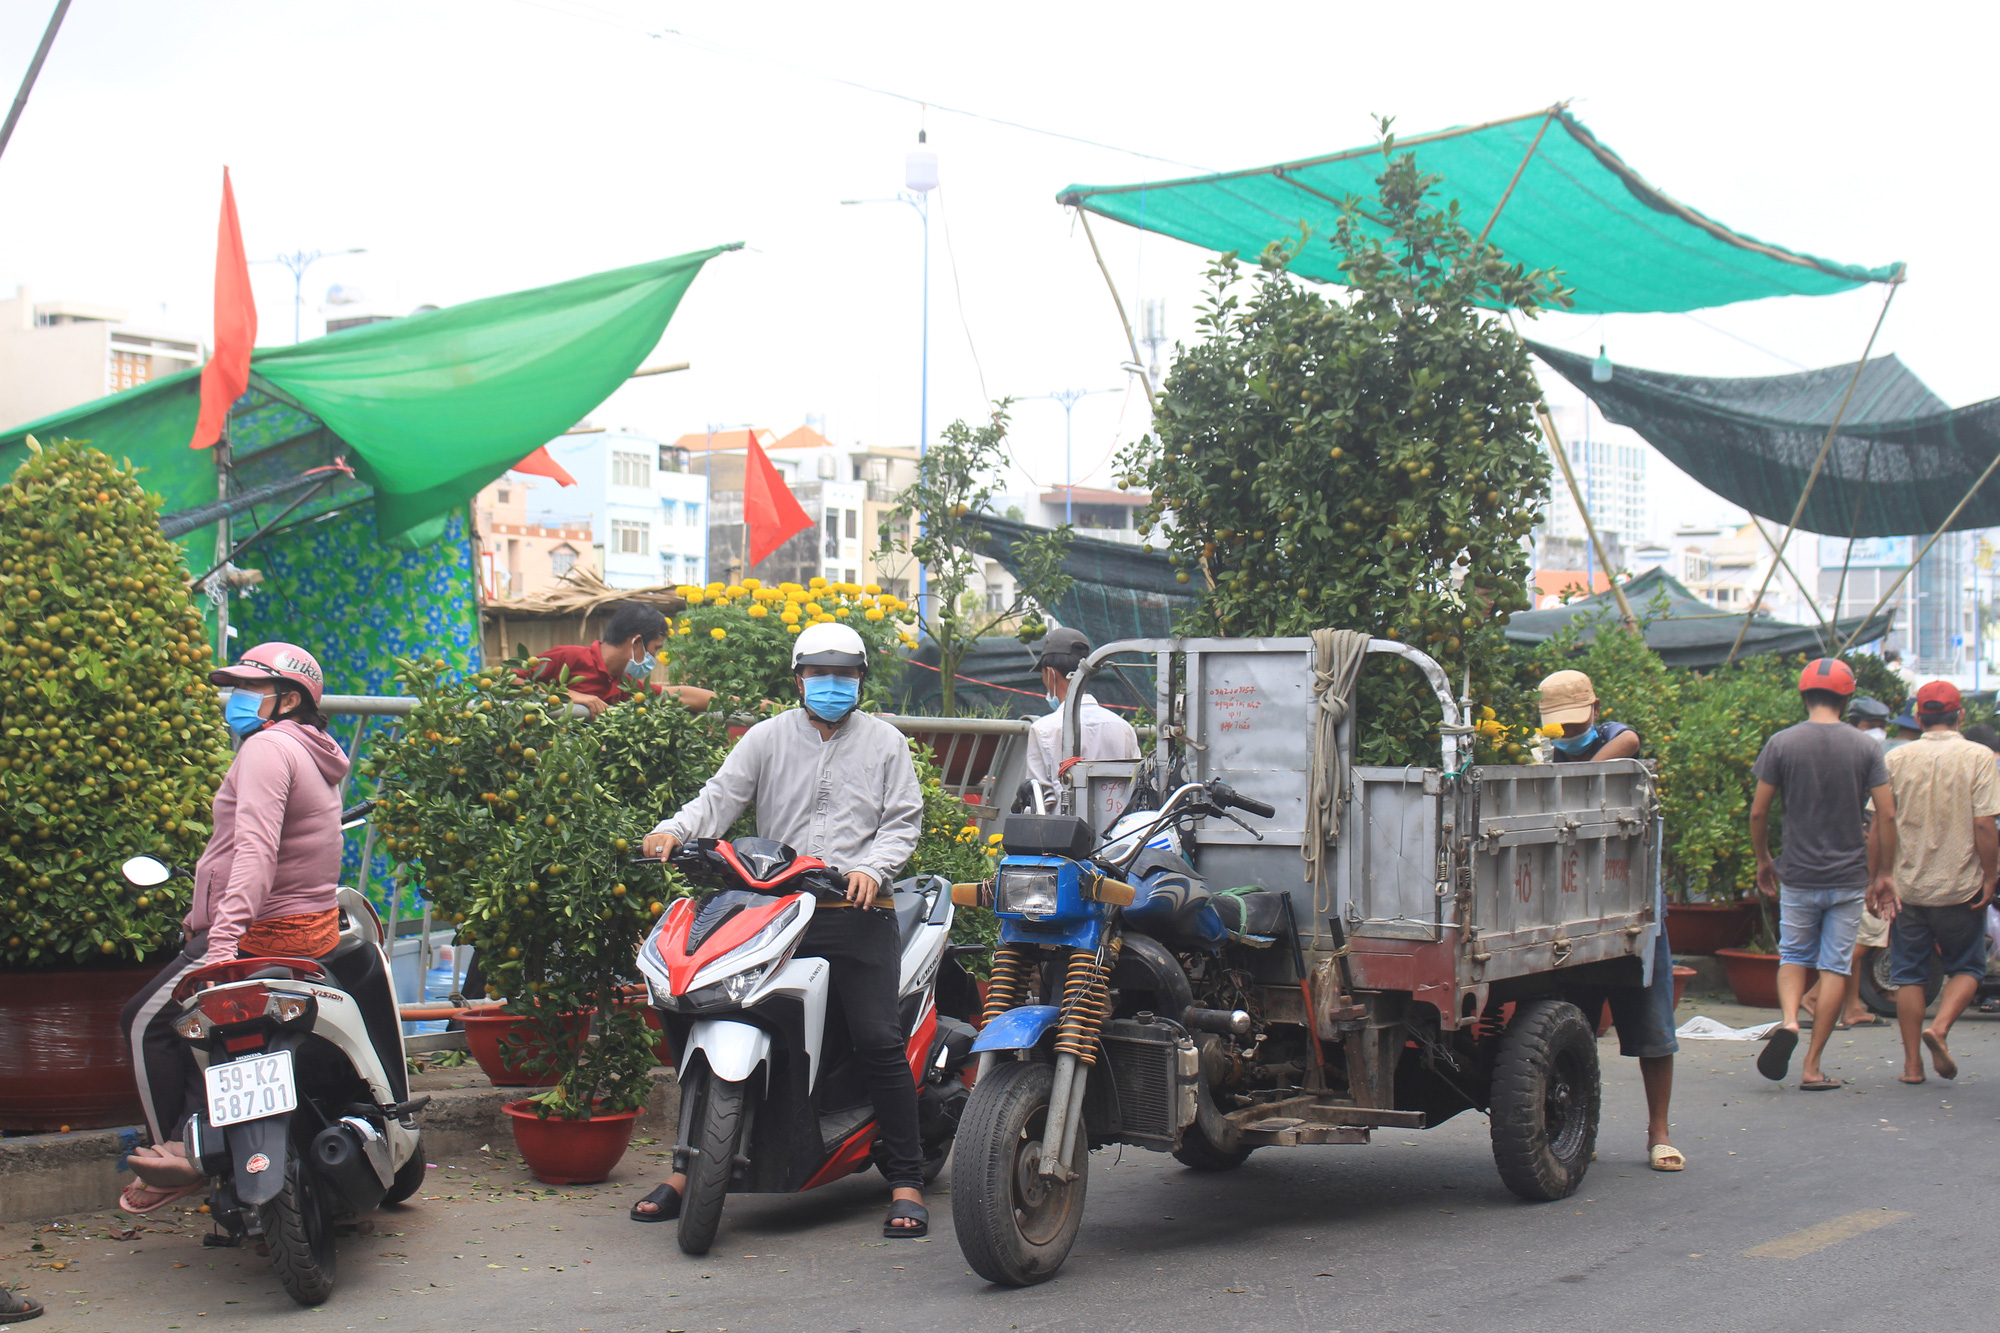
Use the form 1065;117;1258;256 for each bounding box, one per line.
1052;939;1119;1065
981;943;1035;1028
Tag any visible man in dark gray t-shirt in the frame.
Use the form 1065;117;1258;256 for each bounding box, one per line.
1748;658;1897;1091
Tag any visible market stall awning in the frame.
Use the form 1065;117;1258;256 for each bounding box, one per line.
1505;567;1893;667
1530;341;2000;538
0;245;736;544
1059;108;1900;314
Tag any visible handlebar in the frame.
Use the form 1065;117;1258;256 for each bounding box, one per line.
1206;780;1275;820
339;800;376;824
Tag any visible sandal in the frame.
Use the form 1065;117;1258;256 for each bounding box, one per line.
1799;1076;1843;1091
1647;1144;1685;1172
1756;1027;1798;1082
117;1179;205;1216
128;1146;203;1190
883;1199;929;1237
0;1284;42;1322
629;1182;681;1223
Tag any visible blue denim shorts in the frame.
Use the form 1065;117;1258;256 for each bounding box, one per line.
1888;902;1989;986
1778;886;1865;974
1565;927;1679;1060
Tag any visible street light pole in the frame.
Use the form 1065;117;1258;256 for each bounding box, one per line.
253;247;366;343
1021;388;1120;526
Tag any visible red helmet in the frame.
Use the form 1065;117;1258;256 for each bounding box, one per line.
210;641;325;707
1797;657;1856;697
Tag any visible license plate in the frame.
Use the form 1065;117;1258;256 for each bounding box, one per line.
204;1050;298;1128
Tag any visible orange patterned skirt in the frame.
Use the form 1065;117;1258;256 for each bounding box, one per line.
240;907;341;958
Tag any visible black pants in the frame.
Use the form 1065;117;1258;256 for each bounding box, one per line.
118;933;409;1144
799;906;924;1190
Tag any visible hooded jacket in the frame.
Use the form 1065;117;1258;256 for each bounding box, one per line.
187;719;351;964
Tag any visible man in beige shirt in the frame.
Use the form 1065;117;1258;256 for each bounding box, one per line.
1873;680;2000;1083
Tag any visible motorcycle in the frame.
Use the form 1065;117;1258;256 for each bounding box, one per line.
634;836;982;1256
949;777;1288;1286
119;836;428;1308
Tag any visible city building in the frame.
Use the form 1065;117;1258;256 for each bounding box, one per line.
473;478;593;600
519;428;709;591
0;286;204;430
1031;485;1157;545
1537;402;1649;560
1818;533;1972;676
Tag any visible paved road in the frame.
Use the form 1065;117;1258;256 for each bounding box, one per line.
9;1000;2000;1333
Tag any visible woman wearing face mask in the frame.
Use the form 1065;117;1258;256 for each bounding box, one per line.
115;642;406;1213
519;601;712;717
1537;669;1642;762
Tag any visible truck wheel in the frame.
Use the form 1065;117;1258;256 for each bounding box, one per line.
951;1060;1088;1287
260;1156;336;1306
381;1133;426;1206
678;1075;748;1257
1489;998;1598;1202
1857;947;1940;1018
1172;1119;1251;1171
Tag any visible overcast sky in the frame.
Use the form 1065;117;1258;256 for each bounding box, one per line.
3;0;1992;538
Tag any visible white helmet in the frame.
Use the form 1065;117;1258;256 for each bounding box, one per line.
791;621;868;674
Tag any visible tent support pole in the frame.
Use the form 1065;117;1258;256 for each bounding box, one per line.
1535;402;1637;630
1725;277;1901;664
1473;106;1561;252
212;430;232;662
1838;449;2000;657
1828;441;1878;653
1748;515;1838;645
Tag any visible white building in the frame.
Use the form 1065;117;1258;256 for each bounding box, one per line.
523;428;709;590
1818;533;1974;677
1540;402;1648;553
0;287;204;431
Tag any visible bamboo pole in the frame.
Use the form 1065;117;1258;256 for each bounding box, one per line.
1725;277;1902;664
1838;448;2000;656
1473;106;1561;252
1747;515;1837;644
1827;440;1878;652
1535;402;1637;629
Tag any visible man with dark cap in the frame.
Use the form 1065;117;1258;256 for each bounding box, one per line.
1850;695;1891;749
1023;627;1140;795
1885;707;1922;755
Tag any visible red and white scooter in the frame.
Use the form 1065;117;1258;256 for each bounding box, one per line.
635;837;981;1255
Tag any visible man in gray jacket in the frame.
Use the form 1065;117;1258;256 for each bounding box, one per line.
633;622;930;1234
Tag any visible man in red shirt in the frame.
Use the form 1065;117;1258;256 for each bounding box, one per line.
521;601;712;715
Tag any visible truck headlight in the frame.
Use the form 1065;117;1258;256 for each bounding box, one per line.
994;867;1060;918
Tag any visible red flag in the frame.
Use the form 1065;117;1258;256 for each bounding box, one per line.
511;446;576;487
743;432;812;567
190;168;257;450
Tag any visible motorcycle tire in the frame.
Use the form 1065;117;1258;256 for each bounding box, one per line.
259;1155;337;1307
1488;998;1599;1203
1856;947;1943;1018
921;1144;951;1187
382;1133;427;1207
951;1060;1088;1287
677;1075;748;1257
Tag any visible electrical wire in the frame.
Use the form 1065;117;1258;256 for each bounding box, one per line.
934;184;989;407
1677;312;1810;370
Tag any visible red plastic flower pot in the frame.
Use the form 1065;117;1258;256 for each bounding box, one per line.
461;1006;590;1087
1663;902;1757;956
504;1099;641;1185
1716;948;1788;1010
0;964;157;1132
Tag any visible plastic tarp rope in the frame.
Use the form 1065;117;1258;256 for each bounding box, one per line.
0;245;736;542
1059;109;1900;315
1530;342;2000;539
1504;568;1893;666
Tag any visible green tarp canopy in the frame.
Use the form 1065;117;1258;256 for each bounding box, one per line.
1505;567;1894;667
1530;341;2000;539
974;514;1196;648
0;245;736;545
1059;108;1900;314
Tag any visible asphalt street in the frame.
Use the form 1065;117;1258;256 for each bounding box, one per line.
8;999;1999;1333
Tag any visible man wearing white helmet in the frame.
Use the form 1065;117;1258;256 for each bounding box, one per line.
635;622;930;1235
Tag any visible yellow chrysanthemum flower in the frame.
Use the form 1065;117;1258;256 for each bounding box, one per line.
834;607;850;618
786;624;801;635
809;576;827;589
864;583;881;595
725;585;745;598
1539;723;1565;738
802;602;822;616
780;609;800;624
742;578;762;590
864;608;884;621
747;603;769;618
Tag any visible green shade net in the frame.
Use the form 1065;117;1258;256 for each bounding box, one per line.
975;514;1196;647
1060;109;1899;314
1531;341;2000;538
0;245;737;545
1504;568;1893;667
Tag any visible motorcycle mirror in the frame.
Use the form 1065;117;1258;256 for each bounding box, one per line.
121;856;172;887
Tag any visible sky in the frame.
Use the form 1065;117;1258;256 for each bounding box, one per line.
3;0;1995;542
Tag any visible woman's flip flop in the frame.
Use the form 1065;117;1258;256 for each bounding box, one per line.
629;1182;681;1223
883;1199;929;1237
1799;1077;1843;1091
117;1180;205;1216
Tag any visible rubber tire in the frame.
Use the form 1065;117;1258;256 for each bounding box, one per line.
921;1144;950;1187
1856;946;1943;1018
381;1133;426;1206
951;1060;1088;1287
259;1156;337;1307
1171;1118;1252;1171
1488;998;1599;1203
677;1075;748;1257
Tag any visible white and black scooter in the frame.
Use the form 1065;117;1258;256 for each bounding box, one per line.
121;840;428;1307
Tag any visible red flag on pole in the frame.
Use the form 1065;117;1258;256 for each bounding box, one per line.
190;167;257;450
511;446;576;487
743;431;812;567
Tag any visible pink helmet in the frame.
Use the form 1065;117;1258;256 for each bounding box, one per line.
210;641;325;707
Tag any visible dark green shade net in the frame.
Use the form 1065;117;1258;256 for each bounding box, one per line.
975;514;1196;647
0;246;736;544
1060;109;1899;315
1504;568;1892;667
1531;342;2000;539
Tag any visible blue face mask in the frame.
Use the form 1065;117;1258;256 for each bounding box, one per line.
803;675;860;723
624;649;656;681
225;690;268;740
1551;725;1599;755
1046;693;1060;710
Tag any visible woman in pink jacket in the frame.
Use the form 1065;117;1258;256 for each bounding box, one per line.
115;642;403;1213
